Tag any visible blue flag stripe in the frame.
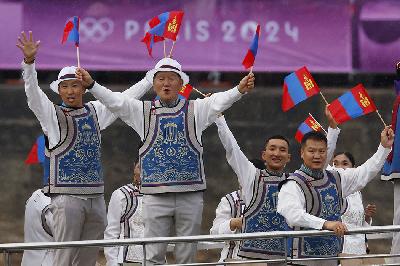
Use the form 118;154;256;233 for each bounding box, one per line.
284;73;307;105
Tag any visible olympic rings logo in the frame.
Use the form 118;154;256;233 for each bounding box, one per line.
79;17;114;43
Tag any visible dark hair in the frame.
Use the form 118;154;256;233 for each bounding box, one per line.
265;135;290;149
334;151;356;167
301;131;327;147
249;158;265;169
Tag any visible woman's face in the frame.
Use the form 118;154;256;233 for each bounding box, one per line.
333;154;354;169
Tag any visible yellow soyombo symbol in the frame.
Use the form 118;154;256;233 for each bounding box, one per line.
309;119;321;131
303;75;314;91
180;85;187;93
359;92;370;108
167;16;178;33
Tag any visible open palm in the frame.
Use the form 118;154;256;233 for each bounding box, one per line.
16;31;40;61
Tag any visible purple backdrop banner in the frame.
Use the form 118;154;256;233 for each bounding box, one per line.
0;0;352;72
358;0;400;72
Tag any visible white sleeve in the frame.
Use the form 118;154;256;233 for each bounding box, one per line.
215;116;257;206
89;78;152;131
104;190;124;266
277;180;326;229
210;197;236;235
22;62;60;148
44;206;54;237
90;83;145;140
193;87;244;142
335;144;391;197
325;127;340;168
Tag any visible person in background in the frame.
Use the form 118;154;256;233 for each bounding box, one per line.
104;159;145;266
333;152;376;256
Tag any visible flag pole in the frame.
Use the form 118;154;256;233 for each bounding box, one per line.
163;40;167;58
169;41;176;58
76;46;80;68
193;87;206;97
319;91;329;105
376;110;387;127
249;66;253;74
308;112;327;134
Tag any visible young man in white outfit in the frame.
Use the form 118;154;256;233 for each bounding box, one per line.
76;58;255;264
21;189;54;266
17;31;152;266
104;160;145;266
213;107;339;265
277;126;393;266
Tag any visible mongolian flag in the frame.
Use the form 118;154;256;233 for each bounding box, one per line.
382;80;400;180
148;11;184;41
25;135;45;164
61;16;80;47
141;14;167;57
282;66;320;112
179;84;193;99
242;24;260;70
295;115;323;143
328;84;377;124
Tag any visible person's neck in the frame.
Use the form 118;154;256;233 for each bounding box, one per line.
61;102;83;109
159;97;179;107
299;164;324;179
265;165;284;176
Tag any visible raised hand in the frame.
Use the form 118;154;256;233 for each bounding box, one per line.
75;68;94;88
238;72;255;94
380;126;395;148
325;104;338;129
16;31;40;64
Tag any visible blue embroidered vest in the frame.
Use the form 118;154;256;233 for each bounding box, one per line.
42;104;103;195
287;169;347;259
139;100;205;194
238;169;291;260
224;190;245;259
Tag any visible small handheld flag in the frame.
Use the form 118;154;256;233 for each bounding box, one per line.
282;66;320;112
61;16;80;46
142;11;184;57
242;24;260;70
328;84;377;124
61;16;80;67
25;135;45;164
142;14;167;57
148;11;184;41
179;84;193;99
295;114;325;143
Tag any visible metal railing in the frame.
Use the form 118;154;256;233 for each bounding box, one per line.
1;225;400;266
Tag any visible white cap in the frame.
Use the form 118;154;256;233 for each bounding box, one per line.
146;57;189;85
49;66;82;94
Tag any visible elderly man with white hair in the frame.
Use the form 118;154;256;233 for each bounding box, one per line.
77;56;255;264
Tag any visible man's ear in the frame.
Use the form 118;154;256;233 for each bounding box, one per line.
287;153;291;163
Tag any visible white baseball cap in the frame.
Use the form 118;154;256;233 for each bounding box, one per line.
50;66;84;94
146;58;189;86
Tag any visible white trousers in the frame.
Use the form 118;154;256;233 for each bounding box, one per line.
142;191;203;265
50;195;107;266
